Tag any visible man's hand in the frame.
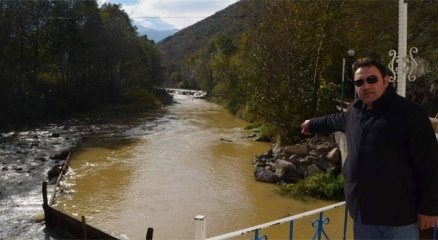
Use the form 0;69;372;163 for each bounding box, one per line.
301;120;312;136
418;214;438;230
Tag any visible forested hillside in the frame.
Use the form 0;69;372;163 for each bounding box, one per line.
157;0;264;86
0;1;162;127
158;0;438;143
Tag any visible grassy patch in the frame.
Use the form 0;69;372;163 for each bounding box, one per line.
277;172;344;200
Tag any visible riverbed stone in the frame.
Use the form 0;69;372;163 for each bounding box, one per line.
254;150;274;164
274;159;293;176
47;165;62;181
284;144;308;155
307;150;321;161
219;138;232;142
274;159;301;183
51;133;60;138
32;214;45;223
316;158;339;173
254;167;280;183
14;167;23;172
293;156;312;166
288;153;298;161
315;142;332;154
307;164;322;177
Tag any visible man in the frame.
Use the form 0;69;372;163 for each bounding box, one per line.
301;58;438;239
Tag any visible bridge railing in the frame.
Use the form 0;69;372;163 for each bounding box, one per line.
195;201;349;240
195;201;438;240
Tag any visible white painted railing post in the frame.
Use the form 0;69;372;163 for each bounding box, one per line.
195;215;206;240
396;0;408;97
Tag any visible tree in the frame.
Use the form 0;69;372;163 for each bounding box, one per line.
0;0;164;126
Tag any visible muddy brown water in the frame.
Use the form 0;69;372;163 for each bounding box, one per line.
54;95;350;240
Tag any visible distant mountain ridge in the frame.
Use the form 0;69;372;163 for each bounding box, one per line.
157;0;263;64
135;24;178;43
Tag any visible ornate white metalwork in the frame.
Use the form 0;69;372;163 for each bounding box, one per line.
388;48;419;84
388;50;398;82
407;47;418;81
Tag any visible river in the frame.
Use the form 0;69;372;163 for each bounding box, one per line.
53;95;349;240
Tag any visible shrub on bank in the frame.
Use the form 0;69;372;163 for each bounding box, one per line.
277;172;344;200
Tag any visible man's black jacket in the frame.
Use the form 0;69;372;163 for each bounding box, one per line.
309;86;438;226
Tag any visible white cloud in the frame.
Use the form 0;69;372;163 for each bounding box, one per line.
120;0;239;30
97;0;110;5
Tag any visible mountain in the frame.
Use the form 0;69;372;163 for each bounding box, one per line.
135;24;178;42
157;0;263;64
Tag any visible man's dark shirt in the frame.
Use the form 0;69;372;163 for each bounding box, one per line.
309;86;438;226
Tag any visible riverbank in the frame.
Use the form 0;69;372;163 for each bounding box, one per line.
0;118;103;238
0;106;162;239
0;86;173;133
0;91;171;239
252;133;345;200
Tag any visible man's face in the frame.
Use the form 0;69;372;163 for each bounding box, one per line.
354;66;389;108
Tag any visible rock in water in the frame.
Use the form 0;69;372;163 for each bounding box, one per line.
47;164;62;181
32;214;45;223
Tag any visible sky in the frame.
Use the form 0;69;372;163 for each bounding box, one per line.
98;0;240;31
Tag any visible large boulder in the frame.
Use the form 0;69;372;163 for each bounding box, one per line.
254;167;280;183
274;159;301;183
284;144;308;155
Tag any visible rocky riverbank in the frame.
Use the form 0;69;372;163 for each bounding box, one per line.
0;117;134;239
253;134;342;184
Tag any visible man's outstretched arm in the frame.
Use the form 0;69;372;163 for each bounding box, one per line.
300;112;348;136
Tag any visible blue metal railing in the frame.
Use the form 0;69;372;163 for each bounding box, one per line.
311;212;330;240
195;201;438;240
195;201;347;240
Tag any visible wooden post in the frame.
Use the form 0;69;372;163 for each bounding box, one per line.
82;216;88;240
42;181;50;227
146;227;154;240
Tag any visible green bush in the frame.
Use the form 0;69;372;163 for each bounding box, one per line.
277;172;344;200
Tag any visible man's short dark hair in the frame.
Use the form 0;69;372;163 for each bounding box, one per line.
352;58;388;78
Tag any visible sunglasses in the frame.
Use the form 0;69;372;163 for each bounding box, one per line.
353;75;379;87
